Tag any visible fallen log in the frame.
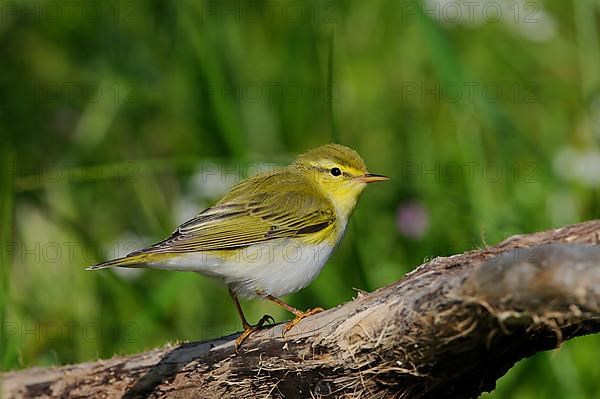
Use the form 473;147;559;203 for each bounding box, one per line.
2;220;600;398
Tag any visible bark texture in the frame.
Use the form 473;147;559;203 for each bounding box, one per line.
3;220;600;398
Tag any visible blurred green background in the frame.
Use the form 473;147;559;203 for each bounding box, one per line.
1;0;599;397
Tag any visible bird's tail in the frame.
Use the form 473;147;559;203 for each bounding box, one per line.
86;253;153;271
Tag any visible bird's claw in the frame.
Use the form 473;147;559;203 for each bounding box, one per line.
258;314;276;326
282;307;324;337
234;314;275;353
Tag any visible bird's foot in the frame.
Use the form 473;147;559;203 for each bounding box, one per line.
282;307;324;336
234;314;275;352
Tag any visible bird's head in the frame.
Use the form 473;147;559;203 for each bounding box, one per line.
293;144;388;217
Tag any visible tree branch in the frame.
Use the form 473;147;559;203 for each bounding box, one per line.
3;220;600;398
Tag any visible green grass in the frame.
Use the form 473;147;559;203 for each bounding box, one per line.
0;150;15;367
1;0;600;397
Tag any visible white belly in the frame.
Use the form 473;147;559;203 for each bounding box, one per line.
147;239;336;298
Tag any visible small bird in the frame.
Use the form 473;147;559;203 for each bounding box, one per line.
87;144;388;349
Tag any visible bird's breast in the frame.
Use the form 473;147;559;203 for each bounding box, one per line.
222;239;337;298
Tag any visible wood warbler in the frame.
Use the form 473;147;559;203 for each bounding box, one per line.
87;144;388;348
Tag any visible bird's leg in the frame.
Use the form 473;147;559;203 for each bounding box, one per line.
261;294;324;335
229;289;274;351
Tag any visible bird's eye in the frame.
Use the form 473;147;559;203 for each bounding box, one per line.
330;167;342;176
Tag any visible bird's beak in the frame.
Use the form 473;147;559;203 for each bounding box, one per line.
356;173;390;183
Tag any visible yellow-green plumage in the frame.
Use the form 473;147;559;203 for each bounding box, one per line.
87;144;387;299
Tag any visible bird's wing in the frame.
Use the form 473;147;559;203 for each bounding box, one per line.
137;191;336;254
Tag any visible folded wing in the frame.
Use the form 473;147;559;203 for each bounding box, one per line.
137;190;336;255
